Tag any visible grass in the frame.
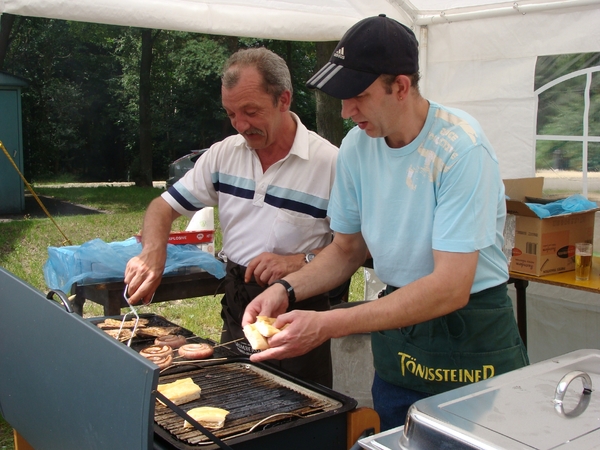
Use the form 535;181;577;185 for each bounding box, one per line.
0;184;366;448
0;416;12;450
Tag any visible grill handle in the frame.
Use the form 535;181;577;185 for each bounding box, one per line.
553;370;593;417
154;390;233;450
46;289;74;314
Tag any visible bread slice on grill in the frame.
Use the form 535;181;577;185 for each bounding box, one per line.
97;318;149;329
157;377;201;405
136;326;181;337
183;407;229;430
103;328;135;341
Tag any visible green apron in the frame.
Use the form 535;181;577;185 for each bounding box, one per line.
371;283;529;395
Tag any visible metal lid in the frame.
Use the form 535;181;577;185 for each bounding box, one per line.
0;268;159;450
399;349;600;449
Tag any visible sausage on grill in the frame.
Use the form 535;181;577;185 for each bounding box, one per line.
178;343;214;360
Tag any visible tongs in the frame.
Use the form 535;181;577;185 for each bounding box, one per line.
117;285;155;347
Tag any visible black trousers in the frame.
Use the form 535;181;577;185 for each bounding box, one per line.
219;260;333;388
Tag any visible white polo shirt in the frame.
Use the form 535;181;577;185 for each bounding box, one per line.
162;113;338;267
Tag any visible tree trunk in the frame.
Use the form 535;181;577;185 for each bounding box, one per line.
0;13;17;69
314;41;344;147
137;28;154;187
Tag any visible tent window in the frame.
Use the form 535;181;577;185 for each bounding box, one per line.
534;53;600;195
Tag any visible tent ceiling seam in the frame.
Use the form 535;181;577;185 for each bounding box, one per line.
411;0;600;25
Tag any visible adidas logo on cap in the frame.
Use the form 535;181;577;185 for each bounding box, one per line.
333;47;345;60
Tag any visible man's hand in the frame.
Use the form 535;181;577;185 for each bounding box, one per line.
248;309;331;362
124;196;180;305
242;282;291;327
242;283;334;362
244;252;304;286
124;251;166;305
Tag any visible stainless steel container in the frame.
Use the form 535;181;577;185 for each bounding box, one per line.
359;349;600;449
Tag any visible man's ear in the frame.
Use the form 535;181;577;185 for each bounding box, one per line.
278;90;292;111
395;75;411;100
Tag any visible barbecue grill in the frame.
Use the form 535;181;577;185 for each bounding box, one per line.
0;267;379;450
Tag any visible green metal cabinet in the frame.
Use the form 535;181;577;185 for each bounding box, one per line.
0;71;28;214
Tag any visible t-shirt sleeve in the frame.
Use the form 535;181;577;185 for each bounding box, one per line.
327;146;363;235
432;144;501;253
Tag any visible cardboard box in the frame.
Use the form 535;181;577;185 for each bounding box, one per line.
134;230;214;245
504;177;598;276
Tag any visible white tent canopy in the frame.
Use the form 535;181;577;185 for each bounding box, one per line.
2;0;600;361
0;0;406;41
3;0;600;178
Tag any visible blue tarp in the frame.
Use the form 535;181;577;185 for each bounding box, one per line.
525;194;598;218
43;237;226;293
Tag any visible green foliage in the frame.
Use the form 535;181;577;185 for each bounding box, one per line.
5;18;126;181
535;53;600;90
148;33;232;165
590;69;600;137
2;19;319;183
258;40;318;124
537;75;586;136
535;53;600;171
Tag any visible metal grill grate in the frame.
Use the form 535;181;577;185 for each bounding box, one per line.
155;362;343;446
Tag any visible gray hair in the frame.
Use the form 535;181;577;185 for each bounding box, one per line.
222;47;293;105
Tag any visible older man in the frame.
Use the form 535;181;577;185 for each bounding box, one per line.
125;47;338;387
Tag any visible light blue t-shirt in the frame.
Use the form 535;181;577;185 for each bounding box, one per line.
328;101;508;293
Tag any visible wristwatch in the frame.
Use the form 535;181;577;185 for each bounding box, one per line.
304;252;316;263
271;279;296;309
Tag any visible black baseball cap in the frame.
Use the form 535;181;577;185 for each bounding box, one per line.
306;14;419;99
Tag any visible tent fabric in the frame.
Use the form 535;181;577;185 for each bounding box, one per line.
0;0;408;41
423;4;600;178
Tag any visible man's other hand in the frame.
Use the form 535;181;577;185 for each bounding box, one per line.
244;252;303;286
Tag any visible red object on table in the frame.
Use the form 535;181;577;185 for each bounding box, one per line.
134;230;214;245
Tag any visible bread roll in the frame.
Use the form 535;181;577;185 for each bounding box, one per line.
157;377;201;405
243;316;286;350
183;407;229;430
254;316;280;337
243;323;269;350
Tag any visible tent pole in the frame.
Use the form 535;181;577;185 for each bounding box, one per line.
582;72;592;197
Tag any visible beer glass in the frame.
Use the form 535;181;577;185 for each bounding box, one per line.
575;242;593;281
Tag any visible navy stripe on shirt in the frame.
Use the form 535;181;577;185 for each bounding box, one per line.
215;181;254;200
168;188;201;212
265;193;327;219
163;177;328;220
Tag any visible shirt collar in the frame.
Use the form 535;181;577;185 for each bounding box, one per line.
288;112;310;161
